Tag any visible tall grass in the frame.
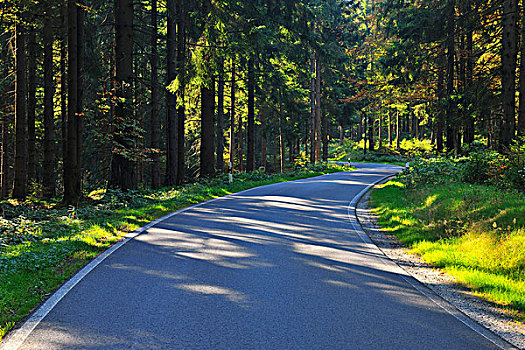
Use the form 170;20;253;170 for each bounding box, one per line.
373;181;525;318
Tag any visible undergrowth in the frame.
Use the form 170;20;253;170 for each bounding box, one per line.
372;180;525;319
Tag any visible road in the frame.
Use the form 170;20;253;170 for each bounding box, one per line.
2;164;511;349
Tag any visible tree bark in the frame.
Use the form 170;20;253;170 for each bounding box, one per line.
176;0;185;185
110;0;136;190
230;59;236;171
310;51;315;163
261;110;266;171
165;0;177;186
216;56;225;172
246;54;255;171
279;91;285;173
43;8;56;198
518;0;525;137
27;27;36;184
12;18;28;200
150;0;161;189
436;49;445;153
314;52;322;162
396;111;400;150
322;111;328;161
200;79;215;177
500;0;518;150
445;0;456;152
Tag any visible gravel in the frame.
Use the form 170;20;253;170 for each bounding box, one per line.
357;190;525;350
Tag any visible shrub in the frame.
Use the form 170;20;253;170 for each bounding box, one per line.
403;157;460;187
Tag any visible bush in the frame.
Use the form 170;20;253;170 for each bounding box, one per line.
402;157;460;187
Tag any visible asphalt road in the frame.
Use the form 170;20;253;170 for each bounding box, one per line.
4;164;510;349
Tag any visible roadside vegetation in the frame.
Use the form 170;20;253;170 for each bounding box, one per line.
0;164;350;341
372;146;525;319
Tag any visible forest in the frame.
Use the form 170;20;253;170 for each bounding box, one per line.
1;0;524;202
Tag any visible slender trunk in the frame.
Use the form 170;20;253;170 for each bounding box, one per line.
314;53;322;162
436;49;445;153
230;59;235;170
216;56;225;172
445;0;456;152
27;27;36;184
261;110;266;171
1;43;10;198
12;19;28;199
165;0;177;186
322;111;328;161
368;113;374;152
363;113;367;155
339;124;344;146
60;2;67;164
43;10;56;198
500;0;518;150
175;0;185;185
200;78;215;177
279;92;285;173
378;112;383;149
310;51;315;163
388;111;393;146
150;0;160;189
396;111;400;150
518;0;525;137
246;54;255;171
110;0;136;190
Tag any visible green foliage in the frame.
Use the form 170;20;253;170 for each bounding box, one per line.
403;157;460;187
373;180;525;318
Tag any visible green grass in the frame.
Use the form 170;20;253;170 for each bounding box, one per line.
372;180;525;319
0;165;352;340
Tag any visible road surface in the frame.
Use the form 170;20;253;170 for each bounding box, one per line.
2;164;511;349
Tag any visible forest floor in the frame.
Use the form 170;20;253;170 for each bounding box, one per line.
0;164;352;341
371;179;525;324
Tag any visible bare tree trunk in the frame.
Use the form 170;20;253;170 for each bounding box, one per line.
518;0;525;137
12;18;28;199
322;111;328;161
500;0;518;151
436;49;445;153
310;51;315;163
314;53;322;162
175;0;185;185
200;77;215;177
165;0;177;186
150;0;161;189
368;113;374;152
1;42;10;198
246;54;255;171
43;8;56;198
396;111;400;150
279;93;285;173
216;56;225;172
261;110;266;171
445;0;456;152
110;0;136;190
230;59;236;171
27;27;36;184
388;111;393;146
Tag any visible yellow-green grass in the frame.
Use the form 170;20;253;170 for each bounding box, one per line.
372;180;525;319
0;166;352;341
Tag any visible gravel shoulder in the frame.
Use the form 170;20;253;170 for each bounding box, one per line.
357;188;525;350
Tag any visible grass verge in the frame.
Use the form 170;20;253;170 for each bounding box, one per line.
0;165;351;341
371;180;525;320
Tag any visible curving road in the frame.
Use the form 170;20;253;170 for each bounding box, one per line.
2;164;512;349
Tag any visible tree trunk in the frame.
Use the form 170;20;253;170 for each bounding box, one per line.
436;49;445;153
246;54;255;171
314;53;322;162
200;79;215;177
368;113;374;152
261;110;266;171
27;27;36;184
150;0;161;189
60;1;67;164
445;0;456;152
500;0;518;151
279;93;285;173
230;59;236;171
1;43;11;198
12;19;28;200
388;111;393;146
310;51;315;163
176;0;185;185
396;111;400;150
110;0;136;190
518;0;525;137
43;9;56;198
322;111;328;161
165;0;177;186
216;57;225;172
